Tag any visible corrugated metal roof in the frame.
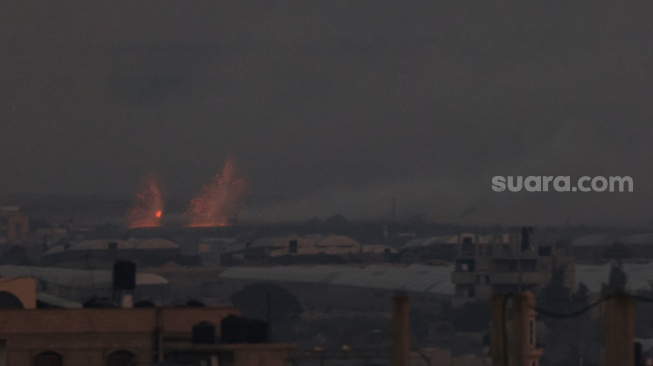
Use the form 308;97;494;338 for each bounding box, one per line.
316;235;359;248
572;233;653;247
572;234;615;247
36;293;82;308
222;262;653;296
402;236;457;249
219;264;455;295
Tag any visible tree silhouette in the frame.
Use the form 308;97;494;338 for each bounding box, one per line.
601;261;628;296
231;282;303;341
451;300;490;332
572;282;591;309
539;265;572;314
325;214;348;227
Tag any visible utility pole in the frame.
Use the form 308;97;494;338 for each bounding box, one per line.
604;294;635;366
490;294;506;366
491;292;543;366
392;292;410;366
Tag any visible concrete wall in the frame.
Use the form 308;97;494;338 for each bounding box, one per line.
0;306;240;366
0;277;36;309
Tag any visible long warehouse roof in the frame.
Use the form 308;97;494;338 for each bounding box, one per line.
220;262;653;295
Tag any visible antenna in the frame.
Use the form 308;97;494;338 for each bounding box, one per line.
84;254;97;298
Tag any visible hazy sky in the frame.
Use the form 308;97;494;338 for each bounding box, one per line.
2;2;653;226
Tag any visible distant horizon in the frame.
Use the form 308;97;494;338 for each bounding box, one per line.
3;193;651;230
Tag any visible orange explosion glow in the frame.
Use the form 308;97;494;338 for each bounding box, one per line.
186;157;248;227
127;175;164;228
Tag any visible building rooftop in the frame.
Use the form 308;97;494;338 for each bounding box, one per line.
222;261;653;296
0;265;168;288
220;264;456;295
43;238;179;255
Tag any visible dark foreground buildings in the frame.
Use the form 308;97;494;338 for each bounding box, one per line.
0;306;293;366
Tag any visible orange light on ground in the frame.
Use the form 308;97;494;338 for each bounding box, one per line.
127;175;164;228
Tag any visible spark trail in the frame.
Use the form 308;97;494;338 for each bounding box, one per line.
187;157;248;227
127;175;164;228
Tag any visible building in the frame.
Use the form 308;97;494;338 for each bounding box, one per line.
215;264;454;312
220;235;363;265
42;238;181;267
0;268;294;366
398;235;460;262
451;229;575;300
0;265;169;304
0;277;36;309
0;306;295;366
0;207;30;244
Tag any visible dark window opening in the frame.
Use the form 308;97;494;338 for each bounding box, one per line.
107;350;137;366
34;351;63;366
289;240;298;254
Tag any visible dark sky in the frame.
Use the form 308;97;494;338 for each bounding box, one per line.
2;2;653;226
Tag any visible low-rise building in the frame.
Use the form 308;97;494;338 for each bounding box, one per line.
0;206;30;244
0;268;294;366
451;229;575;300
42;238;181;267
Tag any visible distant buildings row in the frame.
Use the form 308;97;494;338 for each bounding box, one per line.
42;238;181;267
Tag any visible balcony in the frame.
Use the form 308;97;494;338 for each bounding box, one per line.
451;271;476;284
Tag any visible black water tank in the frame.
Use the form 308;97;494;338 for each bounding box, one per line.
134;300;156;308
113;260;136;290
246;318;268;343
221;315;248;343
83;297;118;308
192;321;216;344
186;300;205;307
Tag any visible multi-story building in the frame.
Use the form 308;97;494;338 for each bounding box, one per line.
0;261;294;366
451;230;575;300
0;275;294;366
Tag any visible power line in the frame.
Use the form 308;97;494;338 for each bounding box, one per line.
534;293;653;319
535;299;603;319
497;291;653;365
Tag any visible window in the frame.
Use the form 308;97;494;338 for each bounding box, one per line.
0;291;23;309
288;240;298;254
107;350;136;366
33;351;63;366
457;259;475;272
461;237;474;253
